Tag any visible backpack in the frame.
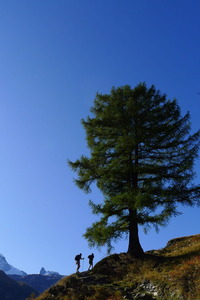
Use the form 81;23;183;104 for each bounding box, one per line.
75;255;79;261
88;254;94;260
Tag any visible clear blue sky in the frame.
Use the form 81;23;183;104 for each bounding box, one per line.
0;0;199;276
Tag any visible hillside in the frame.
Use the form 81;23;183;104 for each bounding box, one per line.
34;234;200;300
0;270;38;300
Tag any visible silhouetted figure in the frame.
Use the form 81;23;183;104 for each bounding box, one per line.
88;253;94;270
75;253;84;272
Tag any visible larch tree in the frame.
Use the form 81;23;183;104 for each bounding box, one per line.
68;83;200;257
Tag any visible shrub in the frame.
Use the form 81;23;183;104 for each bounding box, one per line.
169;256;200;299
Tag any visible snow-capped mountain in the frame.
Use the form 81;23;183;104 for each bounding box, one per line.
0;254;27;276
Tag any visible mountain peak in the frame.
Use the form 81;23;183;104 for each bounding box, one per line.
39;267;59;276
39;267;46;275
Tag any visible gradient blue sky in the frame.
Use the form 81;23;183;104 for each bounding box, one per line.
0;0;199;276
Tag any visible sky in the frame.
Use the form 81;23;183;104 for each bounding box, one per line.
0;0;199;276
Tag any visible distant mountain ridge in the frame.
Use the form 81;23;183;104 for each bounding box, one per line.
0;253;63;295
0;253;61;277
9;273;63;293
39;267;60;276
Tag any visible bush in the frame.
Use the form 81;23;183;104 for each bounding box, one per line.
169;256;200;299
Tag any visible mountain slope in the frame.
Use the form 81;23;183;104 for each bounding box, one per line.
0;254;27;276
9;273;63;293
0;270;38;300
35;233;200;300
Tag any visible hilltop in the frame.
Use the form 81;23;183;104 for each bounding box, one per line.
34;234;200;300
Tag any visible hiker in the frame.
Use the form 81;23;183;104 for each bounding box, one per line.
75;253;84;272
88;253;94;270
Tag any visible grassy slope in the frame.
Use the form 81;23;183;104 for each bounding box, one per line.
33;234;200;300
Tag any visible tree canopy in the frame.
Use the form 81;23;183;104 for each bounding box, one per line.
68;83;200;256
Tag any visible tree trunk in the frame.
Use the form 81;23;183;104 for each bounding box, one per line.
127;209;144;257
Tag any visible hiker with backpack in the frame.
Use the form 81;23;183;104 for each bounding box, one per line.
88;253;94;270
75;253;84;272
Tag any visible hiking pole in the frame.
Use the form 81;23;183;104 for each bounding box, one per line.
82;258;84;272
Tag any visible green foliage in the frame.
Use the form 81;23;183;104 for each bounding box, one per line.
68;83;200;255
